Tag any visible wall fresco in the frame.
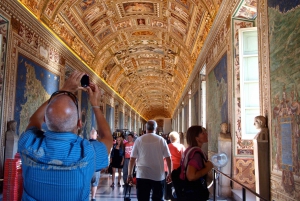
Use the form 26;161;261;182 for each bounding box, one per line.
80;91;93;139
0;15;8;135
15;54;59;135
207;54;228;153
234;0;257;19
233;158;255;189
269;1;300;198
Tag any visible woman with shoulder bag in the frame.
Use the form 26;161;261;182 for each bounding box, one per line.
177;126;213;201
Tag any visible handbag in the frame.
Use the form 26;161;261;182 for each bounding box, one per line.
124;184;131;201
106;163;113;175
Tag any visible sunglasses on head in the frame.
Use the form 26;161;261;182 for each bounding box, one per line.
48;91;80;120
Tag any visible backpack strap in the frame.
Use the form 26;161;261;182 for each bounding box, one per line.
182;147;206;179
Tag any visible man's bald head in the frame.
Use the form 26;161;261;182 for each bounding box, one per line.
89;128;97;140
146;120;157;132
45;95;79;132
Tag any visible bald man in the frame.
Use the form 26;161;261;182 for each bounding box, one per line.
89;128;101;201
18;71;113;201
127;120;172;201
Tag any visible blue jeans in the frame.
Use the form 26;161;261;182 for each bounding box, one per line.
136;178;165;201
123;158;130;184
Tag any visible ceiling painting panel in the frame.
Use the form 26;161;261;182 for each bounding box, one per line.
115;20;133;30
82;5;106;23
78;0;95;11
175;0;192;10
61;8;99;51
97;28;113;42
169;2;190;21
118;2;158;17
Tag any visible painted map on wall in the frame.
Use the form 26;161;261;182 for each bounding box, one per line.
268;1;300;196
0;16;8;137
80;91;94;139
207;54;228;152
15;54;59;135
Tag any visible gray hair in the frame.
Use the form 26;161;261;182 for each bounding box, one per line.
146;120;157;131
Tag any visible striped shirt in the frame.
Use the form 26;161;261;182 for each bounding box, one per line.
18;127;108;201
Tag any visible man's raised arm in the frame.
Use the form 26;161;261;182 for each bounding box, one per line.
86;83;113;154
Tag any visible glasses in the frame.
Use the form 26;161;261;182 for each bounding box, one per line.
48;91;80;120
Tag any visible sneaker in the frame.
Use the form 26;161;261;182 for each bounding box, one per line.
117;182;121;187
110;183;115;187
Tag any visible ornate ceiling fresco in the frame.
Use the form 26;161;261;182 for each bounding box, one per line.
19;0;223;119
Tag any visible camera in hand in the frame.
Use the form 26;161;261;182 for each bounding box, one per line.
81;74;89;87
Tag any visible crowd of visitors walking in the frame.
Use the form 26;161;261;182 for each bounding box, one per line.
16;70;213;201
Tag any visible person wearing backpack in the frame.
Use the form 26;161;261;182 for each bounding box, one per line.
164;131;185;200
172;125;213;201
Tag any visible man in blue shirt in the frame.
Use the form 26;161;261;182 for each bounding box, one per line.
18;71;113;201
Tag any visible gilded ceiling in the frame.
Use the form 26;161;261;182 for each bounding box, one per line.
19;0;223;119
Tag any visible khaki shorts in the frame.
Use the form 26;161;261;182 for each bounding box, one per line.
91;171;100;187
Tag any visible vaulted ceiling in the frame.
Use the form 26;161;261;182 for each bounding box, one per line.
19;0;222;119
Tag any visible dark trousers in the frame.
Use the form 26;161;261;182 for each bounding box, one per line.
136;178;165;201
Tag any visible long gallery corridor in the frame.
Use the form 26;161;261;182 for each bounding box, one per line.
0;0;300;200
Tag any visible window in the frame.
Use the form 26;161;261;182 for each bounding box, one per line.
200;65;206;127
201;80;206;127
239;27;260;139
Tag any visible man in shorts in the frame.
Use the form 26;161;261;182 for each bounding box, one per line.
89;128;102;201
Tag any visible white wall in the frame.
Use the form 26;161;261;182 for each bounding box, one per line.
163;118;172;134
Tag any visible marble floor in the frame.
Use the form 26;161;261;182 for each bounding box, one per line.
91;172;138;201
90;173;235;201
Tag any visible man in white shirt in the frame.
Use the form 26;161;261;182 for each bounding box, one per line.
127;120;172;201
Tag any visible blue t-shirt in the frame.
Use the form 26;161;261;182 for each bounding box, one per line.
18;127;108;201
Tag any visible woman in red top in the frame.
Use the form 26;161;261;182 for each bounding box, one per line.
123;133;135;186
165;131;185;200
168;131;186;170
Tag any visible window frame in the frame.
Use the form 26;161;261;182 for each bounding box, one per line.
238;27;260;140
